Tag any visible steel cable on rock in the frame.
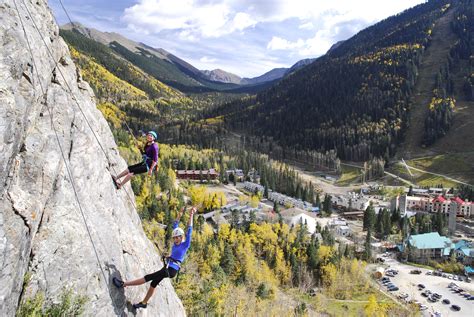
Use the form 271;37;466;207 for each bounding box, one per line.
21;0;139;210
12;0;112;294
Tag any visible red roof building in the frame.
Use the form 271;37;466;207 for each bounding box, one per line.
451;197;465;205
176;169;218;181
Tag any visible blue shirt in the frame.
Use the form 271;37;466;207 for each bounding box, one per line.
169;221;192;270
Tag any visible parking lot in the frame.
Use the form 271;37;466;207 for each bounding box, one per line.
379;257;473;316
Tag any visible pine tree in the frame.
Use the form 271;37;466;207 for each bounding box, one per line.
382;208;391;238
363;202;376;231
434;210;445;236
375;210;383;237
391;208;401;229
220;242;236;275
364;228;372;261
315;192;321;208
306;236;319;274
323;194;332;216
231;209;240;229
273;201;279;213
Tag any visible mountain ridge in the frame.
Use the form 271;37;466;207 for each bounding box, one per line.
61;22;319;87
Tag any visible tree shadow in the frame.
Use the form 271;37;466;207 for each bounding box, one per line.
106;262;137;316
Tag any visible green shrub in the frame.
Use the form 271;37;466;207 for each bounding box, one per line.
16;289;87;317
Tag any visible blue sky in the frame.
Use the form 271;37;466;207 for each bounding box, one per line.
50;0;425;78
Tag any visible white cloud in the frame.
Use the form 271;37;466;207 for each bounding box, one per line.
231;12;256;31
122;0;259;38
200;56;217;63
118;0;426;76
267;36;305;51
123;0;424;41
299;22;314;30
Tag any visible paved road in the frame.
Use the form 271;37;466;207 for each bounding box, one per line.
380;257;474;317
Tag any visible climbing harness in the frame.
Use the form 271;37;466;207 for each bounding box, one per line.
162;255;182;278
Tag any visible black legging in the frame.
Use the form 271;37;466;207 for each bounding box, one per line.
144;267;178;288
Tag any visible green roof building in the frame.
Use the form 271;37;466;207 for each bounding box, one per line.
407;232;453;264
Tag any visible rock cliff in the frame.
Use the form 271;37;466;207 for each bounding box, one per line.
0;0;185;315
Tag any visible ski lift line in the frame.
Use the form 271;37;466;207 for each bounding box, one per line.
22;0;138;210
13;0;111;293
401;158;414;177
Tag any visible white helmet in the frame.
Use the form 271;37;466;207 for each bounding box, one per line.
172;227;184;238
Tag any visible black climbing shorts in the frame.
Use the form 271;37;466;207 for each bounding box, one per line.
144;267;178;288
127;162;148;175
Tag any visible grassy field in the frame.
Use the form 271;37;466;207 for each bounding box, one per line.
336;165;361;186
415;174;459;188
322;290;405;317
389;152;474;188
407;153;474;185
287;278;408;317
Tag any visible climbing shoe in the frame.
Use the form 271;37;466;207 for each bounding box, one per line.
111;176;120;190
133;302;147;309
112;277;124;288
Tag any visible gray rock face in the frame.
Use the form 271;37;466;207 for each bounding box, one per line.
0;1;185;316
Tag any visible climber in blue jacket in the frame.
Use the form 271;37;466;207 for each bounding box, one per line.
112;131;159;190
112;206;196;310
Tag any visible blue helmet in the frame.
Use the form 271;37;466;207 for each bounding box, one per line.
147;131;158;140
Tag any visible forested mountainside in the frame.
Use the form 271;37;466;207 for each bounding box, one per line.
59;29;245;140
207;0;473;162
61;26;238;93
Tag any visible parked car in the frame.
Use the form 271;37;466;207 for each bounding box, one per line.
398;293;409;299
468;296;474;300
428;296;438;302
442;299;450;305
388;286;399;291
419;304;428;311
433;293;442;299
426;271;433;275
418;283;425;289
410;269;422;274
451;304;461;311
